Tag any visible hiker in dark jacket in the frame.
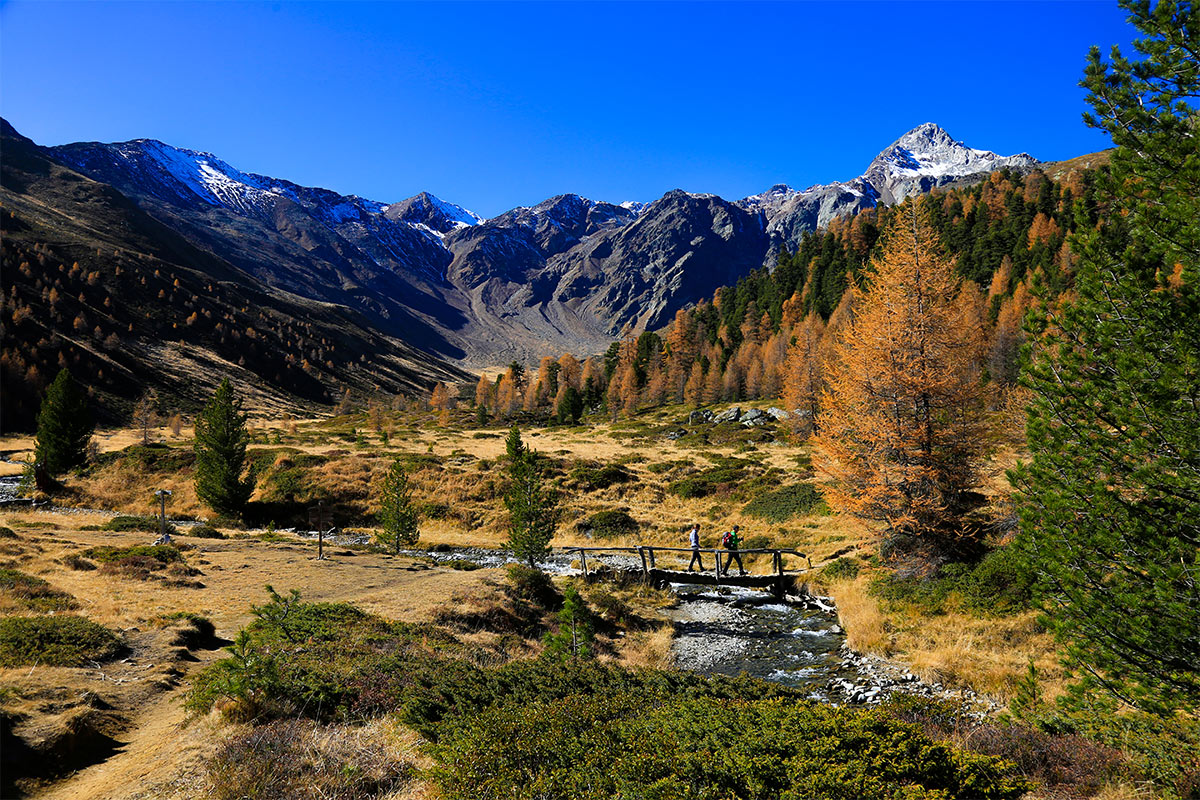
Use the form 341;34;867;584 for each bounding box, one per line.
686;523;704;571
720;524;746;576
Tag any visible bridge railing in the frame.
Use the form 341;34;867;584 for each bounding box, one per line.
561;545;813;583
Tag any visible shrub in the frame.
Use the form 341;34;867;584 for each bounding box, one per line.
0;527;16;539
420;501;452;519
0;615;121;667
81;544;183;564
0;568;76;612
870;546;1034;617
443;559;483;571
81;544;190;582
666;459;753;499
427;694;1031;800
102;514;169;533
61;553;97;571
574;510;638;539
821;557;861;581
569;462;633;491
961;546;1035;615
742;483;825;522
153;611;218;645
505;564;562;611
885;695;1124;798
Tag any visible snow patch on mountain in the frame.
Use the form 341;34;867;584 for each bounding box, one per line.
741;123;1039;240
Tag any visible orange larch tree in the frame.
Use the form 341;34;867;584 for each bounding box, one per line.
783;311;826;435
813;205;990;548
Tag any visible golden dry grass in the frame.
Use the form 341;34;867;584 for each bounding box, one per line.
3;406;1074;797
822;572;1063;705
617;624;677;670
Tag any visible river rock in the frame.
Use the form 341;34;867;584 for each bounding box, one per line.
766;407;790;421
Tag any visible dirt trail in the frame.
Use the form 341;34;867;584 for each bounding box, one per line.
0;510;500;800
34;648;226;800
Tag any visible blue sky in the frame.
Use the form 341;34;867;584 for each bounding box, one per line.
1;1;1135;218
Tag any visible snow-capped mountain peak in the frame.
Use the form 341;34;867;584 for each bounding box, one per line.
384;191;482;235
865;123;1039;202
740;123;1040;238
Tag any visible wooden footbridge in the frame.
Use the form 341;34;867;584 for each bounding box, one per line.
563;546;814;595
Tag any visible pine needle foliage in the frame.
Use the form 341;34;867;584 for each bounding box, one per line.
194;377;253;517
813;206;990;547
1010;0;1200;716
504;426;559;568
376;457;419;552
34;369;93;475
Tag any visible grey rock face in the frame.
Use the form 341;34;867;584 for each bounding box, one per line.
766;407;790;421
714;407;742;424
45;122;1038;368
739;408;768;426
742;123;1040;255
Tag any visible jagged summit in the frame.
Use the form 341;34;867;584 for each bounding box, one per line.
385;191;482;235
32;118;1047;366
864;122;1039;204
742;123;1041;243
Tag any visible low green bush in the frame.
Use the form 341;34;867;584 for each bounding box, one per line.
569;462;634;491
821;557;861;581
574;510;638;539
0;615;121;667
92;443;195;473
442;559;483;571
665;458;756;499
0;527;16;539
0;568;76;612
870;546;1034;617
505;565;562;610
742;483;825;522
102;515;169;533
420;502;452;519
427;693;1030;800
81;544;183;564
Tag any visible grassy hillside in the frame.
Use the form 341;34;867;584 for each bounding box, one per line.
0;121;469;432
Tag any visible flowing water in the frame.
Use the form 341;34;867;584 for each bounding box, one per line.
339;542;861;697
664;581;855;698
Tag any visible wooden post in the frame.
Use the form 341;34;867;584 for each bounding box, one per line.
318;527;324;561
639;547;649;583
580;550;589;579
647;548;656;570
714;549;721;583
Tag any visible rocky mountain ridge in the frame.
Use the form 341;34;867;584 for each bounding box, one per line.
39;122;1039;366
739;122;1039;255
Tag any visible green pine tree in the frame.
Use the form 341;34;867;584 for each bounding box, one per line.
504;425;559;568
33;369;93;476
542;585;594;660
557;385;584;425
505;423;525;463
194;378;253;517
376;457;420;553
1010;0;1200;715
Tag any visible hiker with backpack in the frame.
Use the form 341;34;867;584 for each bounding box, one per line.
720;524;746;576
685;523;704;571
